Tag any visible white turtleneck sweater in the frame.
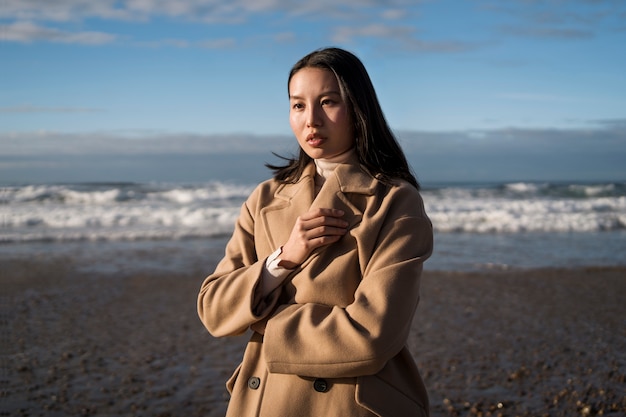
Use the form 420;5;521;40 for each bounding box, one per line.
258;149;356;298
313;148;356;192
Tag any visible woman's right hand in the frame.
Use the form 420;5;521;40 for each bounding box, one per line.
278;208;348;269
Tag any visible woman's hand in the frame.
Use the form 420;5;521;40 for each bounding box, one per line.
279;208;348;269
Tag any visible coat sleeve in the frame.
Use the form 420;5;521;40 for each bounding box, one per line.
197;185;282;337
263;186;433;378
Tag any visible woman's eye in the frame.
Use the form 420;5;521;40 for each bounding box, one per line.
292;103;304;110
321;99;334;106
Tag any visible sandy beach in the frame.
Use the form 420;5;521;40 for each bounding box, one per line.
2;255;625;416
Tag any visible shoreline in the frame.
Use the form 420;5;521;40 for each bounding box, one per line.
3;258;625;416
3;229;626;274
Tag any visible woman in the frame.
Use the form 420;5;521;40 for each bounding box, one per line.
197;47;433;417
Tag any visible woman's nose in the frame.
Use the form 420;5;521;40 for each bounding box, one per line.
306;106;322;127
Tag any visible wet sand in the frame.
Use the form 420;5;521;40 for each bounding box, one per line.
2;256;625;416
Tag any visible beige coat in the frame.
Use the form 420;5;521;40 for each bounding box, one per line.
198;161;433;417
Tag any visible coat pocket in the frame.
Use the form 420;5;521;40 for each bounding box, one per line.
225;363;242;395
356;374;428;417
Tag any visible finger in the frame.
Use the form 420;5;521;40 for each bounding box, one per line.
301;217;349;231
307;234;343;249
306;225;348;239
301;208;345;220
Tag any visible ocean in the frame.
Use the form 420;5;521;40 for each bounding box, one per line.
2;177;624;273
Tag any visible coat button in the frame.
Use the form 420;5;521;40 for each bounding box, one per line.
313;378;328;393
248;376;260;390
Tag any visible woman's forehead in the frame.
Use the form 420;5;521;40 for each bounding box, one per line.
289;67;340;96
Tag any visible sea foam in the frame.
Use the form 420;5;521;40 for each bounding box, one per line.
1;181;625;243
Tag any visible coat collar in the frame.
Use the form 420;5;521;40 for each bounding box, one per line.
275;161;378;199
260;161;378;250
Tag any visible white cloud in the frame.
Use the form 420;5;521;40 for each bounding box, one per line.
481;0;626;40
0;131;294;155
404;38;479;53
332;23;479;53
495;93;578;102
499;26;594;39
332;23;414;44
0;1;482;53
380;8;408;20
154;38;191;48
0;105;104;113
2;0;622;31
3;121;624;157
3;0;617;52
2;123;624;182
0;0;415;23
591;118;626;129
0;0;431;49
134;37;237;49
197;38;237;49
272;32;296;43
0;21;116;44
0;0;133;22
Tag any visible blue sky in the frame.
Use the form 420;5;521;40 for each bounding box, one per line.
1;0;625;183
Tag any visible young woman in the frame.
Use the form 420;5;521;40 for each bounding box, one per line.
198;47;433;417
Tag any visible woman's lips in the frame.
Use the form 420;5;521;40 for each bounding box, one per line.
306;133;325;147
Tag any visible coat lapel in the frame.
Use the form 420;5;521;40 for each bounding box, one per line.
260;164;315;250
310;162;377;228
260;161;378;251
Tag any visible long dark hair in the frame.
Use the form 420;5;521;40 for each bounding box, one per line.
267;47;419;190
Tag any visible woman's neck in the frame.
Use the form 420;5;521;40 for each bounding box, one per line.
314;148;356;180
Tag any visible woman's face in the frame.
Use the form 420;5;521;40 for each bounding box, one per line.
289;67;354;160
